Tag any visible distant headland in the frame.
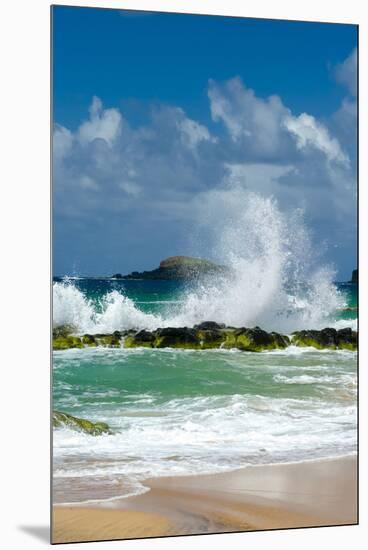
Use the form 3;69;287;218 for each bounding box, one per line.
112;256;228;280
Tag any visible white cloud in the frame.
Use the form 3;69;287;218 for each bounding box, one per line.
177;116;215;150
53;124;73;161
54;73;356;277
77;96;122;146
335;48;357;96
208;77;290;157
283;113;349;166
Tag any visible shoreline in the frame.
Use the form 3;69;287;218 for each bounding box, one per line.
52;455;357;544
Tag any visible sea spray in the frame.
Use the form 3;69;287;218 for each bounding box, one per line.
53;189;346;333
53;283;165;333
174;188;343;331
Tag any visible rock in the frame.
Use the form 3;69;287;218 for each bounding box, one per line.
270;332;291;348
337;328;358;350
124;330;156;348
155;327;200;348
291;329;336;349
197;329;226;349
53;324;76;338
291;328;357;350
53;411;110;435
94;334;121;347
224;326;289;352
82;334;97;347
53;326;357;351
194;321;226;330
53;335;83;350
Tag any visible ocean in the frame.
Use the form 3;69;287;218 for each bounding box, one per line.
52;278;357;505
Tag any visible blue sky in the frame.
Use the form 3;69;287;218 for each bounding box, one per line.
53;6;357;279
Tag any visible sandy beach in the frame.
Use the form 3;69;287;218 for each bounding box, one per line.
52;455;357;543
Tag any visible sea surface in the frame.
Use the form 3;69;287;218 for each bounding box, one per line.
52;278;357;504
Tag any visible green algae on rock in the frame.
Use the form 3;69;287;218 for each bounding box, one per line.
223;327;290;352
53;332;123;350
291;327;357;350
53;411;110;435
53;335;84;350
52;324;357;352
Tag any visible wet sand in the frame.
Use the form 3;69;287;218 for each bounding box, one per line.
53;455;357;544
52;508;171;544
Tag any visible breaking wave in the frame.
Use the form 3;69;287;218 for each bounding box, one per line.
53;189;350;334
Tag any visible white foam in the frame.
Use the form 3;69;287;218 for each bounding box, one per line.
53;190;353;334
53;389;357;488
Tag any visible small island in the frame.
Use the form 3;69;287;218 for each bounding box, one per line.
112;256;228;280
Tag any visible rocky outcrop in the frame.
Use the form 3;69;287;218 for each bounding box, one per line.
53;323;357;352
53;328;123;350
53;411;110;435
115;256;228;280
118;325;290;351
291;327;357;350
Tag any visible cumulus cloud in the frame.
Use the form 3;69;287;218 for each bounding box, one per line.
283;113;349;166
330;49;358;162
77;96;123;146
53;124;73;161
335;48;357;96
208;77;291;158
177;115;216;150
53;67;356;277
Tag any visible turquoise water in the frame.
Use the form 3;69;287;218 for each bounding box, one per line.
52;279;357;504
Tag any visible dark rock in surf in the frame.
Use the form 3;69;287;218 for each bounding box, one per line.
337;328;358;350
53;324;76;338
224;326;289;352
291;327;357;350
52;326;357;351
53;334;83;350
197;328;226;349
154;327;200;349
81;334;97;346
124;329;156;348
194;321;226;330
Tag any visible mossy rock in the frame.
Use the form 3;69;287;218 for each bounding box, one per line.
291;328;337;350
53;324;76;338
223;330;237;349
53;335;83;350
291;328;357;350
337;328;357;350
197;329;226;349
224;327;289;352
52;326;356;352
124;330;156;348
82;334;97;347
270;332;291;348
154;327;201;349
53;411;110;435
94;333;122;348
194;321;226;331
